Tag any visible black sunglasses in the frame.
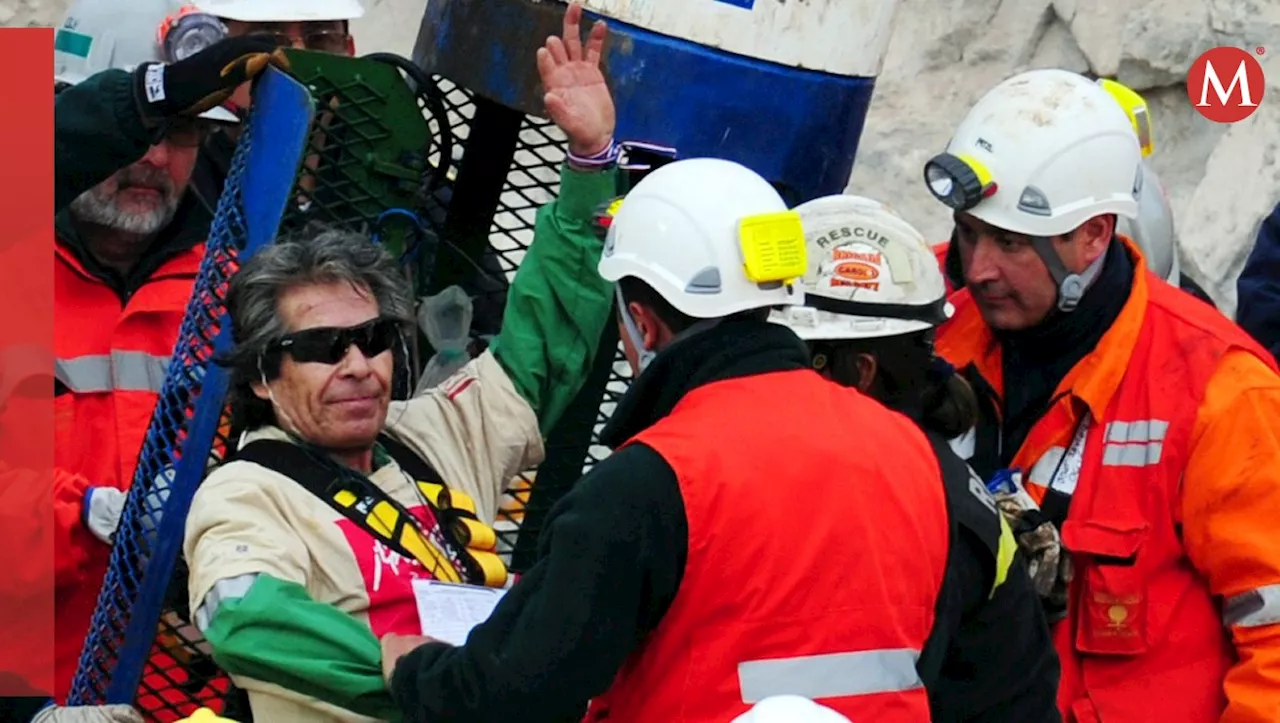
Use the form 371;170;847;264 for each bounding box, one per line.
274;317;400;365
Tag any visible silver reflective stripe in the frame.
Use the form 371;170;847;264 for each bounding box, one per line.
1224;584;1280;629
194;573;260;632
55;350;170;393
738;649;922;703
1101;419;1169;468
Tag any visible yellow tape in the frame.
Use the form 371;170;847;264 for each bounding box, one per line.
739;210;807;284
991;514;1018;598
1098;78;1154;157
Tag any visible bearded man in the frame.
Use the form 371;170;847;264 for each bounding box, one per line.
51;100;214;703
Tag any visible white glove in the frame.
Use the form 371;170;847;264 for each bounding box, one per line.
30;704;144;723
83;487;126;545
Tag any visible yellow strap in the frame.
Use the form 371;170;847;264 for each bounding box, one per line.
343;492;464;584
398;524;462;583
416;481;447;507
454;517;498;551
333;481;506;588
465;548;509;588
417;480;479;515
991;514;1018;598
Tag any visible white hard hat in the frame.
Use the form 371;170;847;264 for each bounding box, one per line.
771;194;952;341
730;696;851;723
923;68;1142;238
598;158;807;319
189;0;364;22
55;0;238;122
1116;160;1178;283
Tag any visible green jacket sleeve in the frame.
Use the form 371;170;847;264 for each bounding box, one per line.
203;574;402;723
55;68;155;213
489;164;618;436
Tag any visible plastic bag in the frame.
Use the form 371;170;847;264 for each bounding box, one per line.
414;285;474;395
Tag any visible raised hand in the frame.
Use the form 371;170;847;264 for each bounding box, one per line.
536;2;616;157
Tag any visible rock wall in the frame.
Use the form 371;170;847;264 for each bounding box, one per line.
2;0;67;26
18;0;1280;314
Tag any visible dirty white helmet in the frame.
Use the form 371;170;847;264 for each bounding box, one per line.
1116;160;1179;283
923;68;1142;238
771;194;952;341
731;696;851;723
55;0;238;122
598;158;807;319
188;0;364;22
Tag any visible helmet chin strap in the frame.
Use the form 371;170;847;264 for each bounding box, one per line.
615;286;720;375
1029;236;1107;312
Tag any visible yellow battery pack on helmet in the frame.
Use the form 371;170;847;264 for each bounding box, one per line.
1097;78;1154;157
738;210;807;284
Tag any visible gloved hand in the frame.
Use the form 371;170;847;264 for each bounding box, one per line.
30;704;143;723
83;486;126;545
995;501;1063;598
989;472;1070;611
132;35;290;122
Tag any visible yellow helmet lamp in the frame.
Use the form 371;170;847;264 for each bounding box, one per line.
922;153;998;213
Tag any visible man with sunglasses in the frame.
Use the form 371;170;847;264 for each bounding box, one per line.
181;6;618;721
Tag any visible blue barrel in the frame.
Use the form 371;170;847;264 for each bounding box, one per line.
412;0;898;203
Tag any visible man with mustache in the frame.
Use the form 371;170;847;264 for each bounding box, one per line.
927;68;1280;722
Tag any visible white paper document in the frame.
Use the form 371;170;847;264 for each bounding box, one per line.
411;578;507;645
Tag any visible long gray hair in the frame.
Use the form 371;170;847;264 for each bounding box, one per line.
220;223;415;435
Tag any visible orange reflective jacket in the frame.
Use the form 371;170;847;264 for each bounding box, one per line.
53;238;201;701
937;238;1280;723
585;369;950;722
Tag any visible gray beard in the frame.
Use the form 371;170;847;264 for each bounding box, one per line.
68;187;178;235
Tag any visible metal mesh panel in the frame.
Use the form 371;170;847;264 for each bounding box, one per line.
69;95;260;718
70;66;318;720
71;52;632;719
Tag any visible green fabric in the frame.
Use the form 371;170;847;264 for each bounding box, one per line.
204;574;402;722
489;164;619;436
54;68;156;213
